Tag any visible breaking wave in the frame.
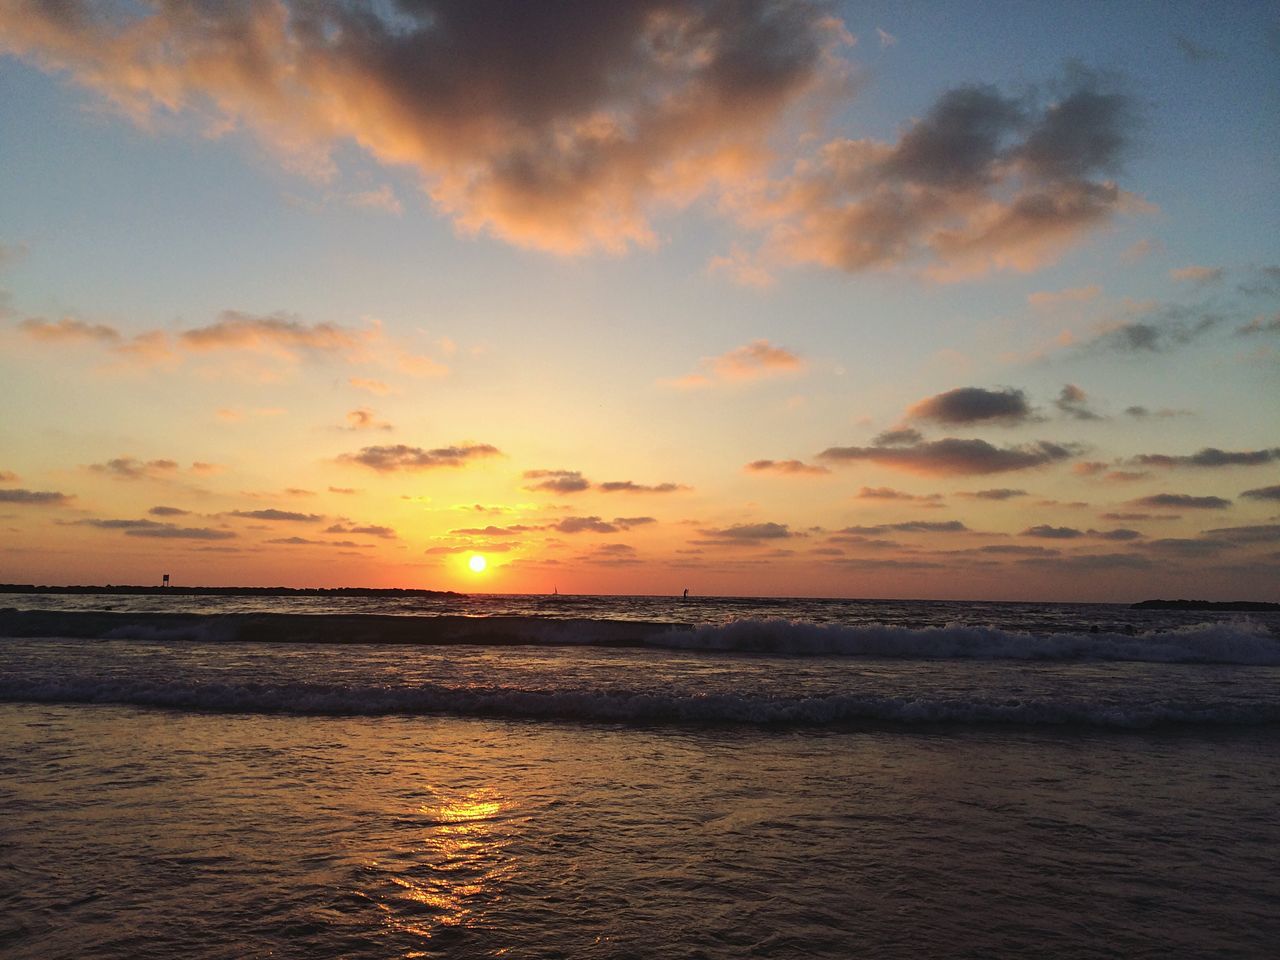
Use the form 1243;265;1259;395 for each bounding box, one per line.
2;609;1278;664
1;674;1276;730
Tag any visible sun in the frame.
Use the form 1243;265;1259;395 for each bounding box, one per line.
468;554;487;573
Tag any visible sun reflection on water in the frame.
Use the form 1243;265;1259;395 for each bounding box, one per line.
365;789;516;947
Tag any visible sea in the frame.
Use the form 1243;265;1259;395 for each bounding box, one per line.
2;592;1278;959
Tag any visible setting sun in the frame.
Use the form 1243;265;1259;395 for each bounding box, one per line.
468;554;487;574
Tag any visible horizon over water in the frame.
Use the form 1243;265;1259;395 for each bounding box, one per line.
3;590;1278;957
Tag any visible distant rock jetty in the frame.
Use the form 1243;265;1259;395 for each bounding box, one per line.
0;584;462;598
1131;599;1280;612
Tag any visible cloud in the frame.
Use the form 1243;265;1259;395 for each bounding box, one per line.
349;377;393;395
266;536;363;547
339;443;501;471
87;457;180;481
18;316;121;343
957;488;1027;500
840;520;967;534
697;522;795;543
1131;447;1280;469
344;408;393;431
669;339;803;388
1174;35;1223;62
0;0;848;256
1133;493;1232;510
872;427;924;446
729;66;1141;280
73;517;234;539
854;487;942;503
819;437;1079;475
228;509;323;523
524;470;591;494
1019;553;1154;572
1027;285;1101;308
1170;265;1224;284
0;488;73;505
1237;314;1280;336
745;459;830;476
1022;525;1084;539
906;386;1032;425
178;310;358;355
876;27;897;48
1054;384;1102;420
1084;304;1223;353
1241;484;1280;501
1201;524;1280;544
1124;405;1190;419
324;522;397;539
148;506;190;517
0;470;18;482
449;525;536;537
596;480;688;494
552;516;619;535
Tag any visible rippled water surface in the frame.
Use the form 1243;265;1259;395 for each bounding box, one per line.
2;593;1278;957
4;704;1278;960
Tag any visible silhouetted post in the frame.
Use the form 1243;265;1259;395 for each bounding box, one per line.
162;574;169;588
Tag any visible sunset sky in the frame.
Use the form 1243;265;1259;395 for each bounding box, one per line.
1;0;1277;601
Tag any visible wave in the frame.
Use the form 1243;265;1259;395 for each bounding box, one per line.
1;674;1276;730
2;609;1279;664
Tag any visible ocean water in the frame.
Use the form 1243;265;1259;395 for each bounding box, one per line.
2;594;1278;958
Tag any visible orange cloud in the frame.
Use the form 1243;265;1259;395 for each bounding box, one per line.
0;0;849;255
669;339;803;388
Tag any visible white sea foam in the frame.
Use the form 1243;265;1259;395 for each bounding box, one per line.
648;618;1280;664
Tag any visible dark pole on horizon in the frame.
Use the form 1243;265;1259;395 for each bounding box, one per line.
162;574;169;588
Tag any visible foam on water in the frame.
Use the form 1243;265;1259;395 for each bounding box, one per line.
1;673;1275;729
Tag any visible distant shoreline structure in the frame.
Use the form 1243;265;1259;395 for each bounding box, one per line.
0;584;462;598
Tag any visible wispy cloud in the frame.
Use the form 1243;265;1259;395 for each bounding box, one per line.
745;459;831;476
819;437;1079;475
338;444;501;472
668;340;804;389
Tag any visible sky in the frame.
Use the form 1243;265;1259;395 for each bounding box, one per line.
1;0;1277;601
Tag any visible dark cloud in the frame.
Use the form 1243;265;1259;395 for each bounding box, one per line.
872;428;925;447
907;386;1032;425
148;506;190;517
882;85;1025;188
324;522;397;539
1132;447;1280;468
1237;314;1280;336
744;66;1139;278
267;537;363;548
958;488;1027;500
552;516;619;534
1021;525;1084;539
1201;524;1280;544
1091;528;1144;541
0;488;73;505
1054;384;1103;421
339;443;501;471
1019;553;1154;572
613;517;656;530
841;521;968;534
854;487;942;503
1086;306;1223;354
1241;484;1280;501
596;481;688;493
1124;405;1190;419
524;470;591;494
344;408;393;431
1133;494;1232;510
1238;266;1280;298
88;457;180;481
745;459;831;476
819;437;1078;475
697;522;795;543
974;544;1059;556
75;517;235;539
1099;512;1179;522
1174;35;1224;62
229;509;323;523
1142;538;1229;557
